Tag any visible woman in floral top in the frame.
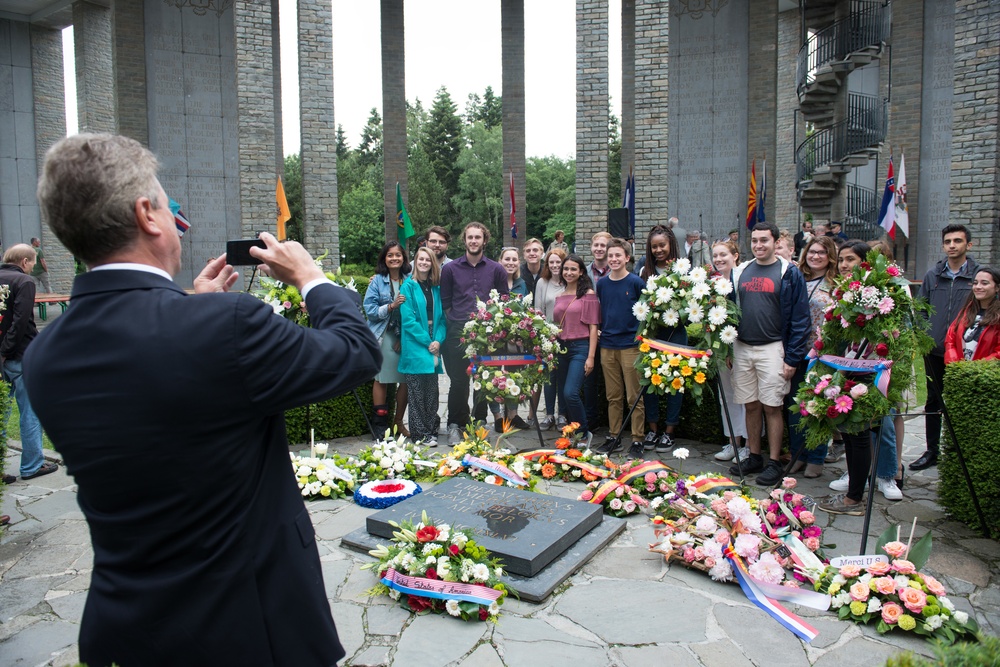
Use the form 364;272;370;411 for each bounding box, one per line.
552;255;600;446
787;235;839;478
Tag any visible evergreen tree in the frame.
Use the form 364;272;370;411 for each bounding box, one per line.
335;124;350;161
608;110;622;208
525;155;576;247
479;86;502;130
358;108;383;170
339;179;385;266
282;153;303;242
453;121;504;255
422;87;463;202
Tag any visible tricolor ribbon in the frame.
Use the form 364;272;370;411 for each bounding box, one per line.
462;454;527;487
380;568;503;606
724;547;827;642
616;460;675;485
638;336;710;359
688;475;740;496
808;354;894;397
518;449;557;461
470;355;542;374
547;454;612;479
589;479;623;504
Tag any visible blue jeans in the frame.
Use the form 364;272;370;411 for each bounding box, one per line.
542;370;565;417
872;410;898;480
3;359;45;477
643;326;686;428
557;340;591;433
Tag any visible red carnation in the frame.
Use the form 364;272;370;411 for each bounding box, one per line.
875;343;889;357
825;311;835;322
424;567;438;580
416;525;441;543
814;340;824;351
826;406;840;419
855;314;867;327
861;262;871;270
479;607;490;621
449;544;461;555
408;595;435;612
843;379;857;390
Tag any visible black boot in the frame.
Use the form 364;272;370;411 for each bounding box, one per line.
373;404;390;438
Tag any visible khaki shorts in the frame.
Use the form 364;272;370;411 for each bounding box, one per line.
732;339;789;407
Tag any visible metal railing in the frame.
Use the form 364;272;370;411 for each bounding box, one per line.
796;1;892;95
796;93;887;183
844;183;883;239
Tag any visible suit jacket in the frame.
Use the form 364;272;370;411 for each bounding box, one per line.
23;269;381;667
0;263;38;360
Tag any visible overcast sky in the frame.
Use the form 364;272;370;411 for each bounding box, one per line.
64;0;621;159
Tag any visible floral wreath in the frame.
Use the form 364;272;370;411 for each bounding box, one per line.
363;511;509;622
793;250;933;449
255;254;360;326
347;431;436;483
435;423;536;491
632;259;740;402
521;422;615;483
461;291;562;405
290;452;354;500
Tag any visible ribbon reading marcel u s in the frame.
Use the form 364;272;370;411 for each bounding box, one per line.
380;568;503;606
638;337;709;359
462;454;527;487
808;354;894;397
469;355;541;374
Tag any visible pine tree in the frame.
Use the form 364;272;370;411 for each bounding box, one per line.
358;108;383;170
422;87;463;202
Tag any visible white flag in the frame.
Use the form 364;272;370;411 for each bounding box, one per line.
894;153;909;238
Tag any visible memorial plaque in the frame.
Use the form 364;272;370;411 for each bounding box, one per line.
364;478;605;577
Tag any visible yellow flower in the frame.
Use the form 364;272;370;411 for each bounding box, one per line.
639;342;651;353
850;600;867;616
671;377;683;390
898;614;917;631
694;372;706;384
828;583;841;595
298;476;308;486
320;485;332;497
668;357;681;367
651;358;662;368
680;365;693;377
651;374;663;386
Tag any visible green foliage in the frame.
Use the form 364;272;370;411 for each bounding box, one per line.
423;87;463;200
358;107;383;170
339;180;385;265
465;86;502;130
282;153;303;242
285;383;376;442
939;360;1000;538
608;109;622;208
885;635;1000;667
452;121;505;255
335;124;350;160
525;155;575;245
406;144;448;237
675;383;725;445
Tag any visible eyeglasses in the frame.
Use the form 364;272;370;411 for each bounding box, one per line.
807;249;829;255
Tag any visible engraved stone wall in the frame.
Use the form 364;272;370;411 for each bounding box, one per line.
633;0;668;242
576;0;608;258
775;8;800;233
667;1;748;242
73;1;115;133
113;0;148;144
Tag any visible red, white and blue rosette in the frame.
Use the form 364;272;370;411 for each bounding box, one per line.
354;479;422;509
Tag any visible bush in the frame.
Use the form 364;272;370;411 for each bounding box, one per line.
0;380;12;522
285;382;377;443
939;360;1000;538
674;384;725;445
885;634;1000;666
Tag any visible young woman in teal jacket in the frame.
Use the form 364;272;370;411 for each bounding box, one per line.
398;247;447;446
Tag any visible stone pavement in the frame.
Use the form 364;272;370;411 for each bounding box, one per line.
2;413;999;667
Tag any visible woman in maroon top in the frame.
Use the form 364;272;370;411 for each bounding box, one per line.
553;255;601;446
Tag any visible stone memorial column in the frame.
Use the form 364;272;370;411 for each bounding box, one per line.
748;0;777;227
634;0;668;241
620;0;635;197
298;0;339;266
381;0;407;243
576;0;608;259
775;8;799;230
501;0;526;249
73;1;115;133
113;0;148;145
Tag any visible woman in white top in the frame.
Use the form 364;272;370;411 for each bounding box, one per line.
531;248;567;429
711;240;748;464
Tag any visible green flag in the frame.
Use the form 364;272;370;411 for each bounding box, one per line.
396;182;415;244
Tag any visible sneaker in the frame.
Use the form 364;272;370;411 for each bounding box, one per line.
448;423;461;446
582;431;594;448
642;432;658;450
556;415;568;429
627;441;645;460
876;477;903;501
818;493;865;516
538;415;556;430
525;417;537;429
596;436;623;454
829;471;850;492
733;446;749;463
755;460;784;486
424;436;438;448
825;441;845;464
655;432;675;453
2;474;16;484
730;453;764;476
715;444;736;461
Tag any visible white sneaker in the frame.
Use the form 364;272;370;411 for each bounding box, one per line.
716;444;736;461
447;424;461;446
424;436;438;448
538;415;556;430
556;415;568;429
733;446;749;463
829;471;850;492
877;477;903;501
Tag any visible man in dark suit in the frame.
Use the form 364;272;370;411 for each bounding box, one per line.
26;133;381;667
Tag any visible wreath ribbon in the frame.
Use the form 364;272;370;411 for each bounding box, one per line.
615;460;675;485
469;355;543;374
380;568;503;606
547;454;613;479
638;336;709;359
808;354;894;397
462;454;527;487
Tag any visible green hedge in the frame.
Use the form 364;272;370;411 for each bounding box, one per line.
285;381;378;443
885;634;1000;666
1;380;12;522
939;360;1000;538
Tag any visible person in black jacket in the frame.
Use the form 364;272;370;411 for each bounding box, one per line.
0;244;56;483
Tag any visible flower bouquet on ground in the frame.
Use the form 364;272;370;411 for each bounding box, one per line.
461;291;562;406
255;256;360;326
363;511;509;622
435;423;536;491
290;451;354;500
523;422;615;483
814;525;979;644
579;479;650;517
631;259;739;404
347;430;436;483
793;250;933;449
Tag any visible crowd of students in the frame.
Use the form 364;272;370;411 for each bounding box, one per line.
362;219;999;516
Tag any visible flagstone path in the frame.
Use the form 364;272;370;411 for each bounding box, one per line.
2;410;999;666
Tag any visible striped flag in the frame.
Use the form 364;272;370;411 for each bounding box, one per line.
622;166;636;237
509;170;517;240
893;153;909;238
169;198;190;237
877;156;895;238
746;160;758;229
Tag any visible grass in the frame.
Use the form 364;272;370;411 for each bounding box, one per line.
5;400;55;450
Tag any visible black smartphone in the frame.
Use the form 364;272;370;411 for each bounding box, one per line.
226;239;266;266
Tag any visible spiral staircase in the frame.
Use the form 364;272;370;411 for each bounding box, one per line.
795;0;892;230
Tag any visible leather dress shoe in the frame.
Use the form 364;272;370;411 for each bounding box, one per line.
909;451;938;471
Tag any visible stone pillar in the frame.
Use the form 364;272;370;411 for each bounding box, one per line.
272;0;284;181
775;8;800;231
620;0;635;194
298;0;339;267
31;25;74;292
950;0;999;266
234;0;278;239
381;0;407;243
501;0;526;248
73;1;115;133
576;0;608;259
747;0;777;227
633;0;668;242
113;0;148;144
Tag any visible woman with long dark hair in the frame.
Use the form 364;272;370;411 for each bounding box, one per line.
363;241;411;436
945;266;1000;362
552;255;600;445
532;248;568;429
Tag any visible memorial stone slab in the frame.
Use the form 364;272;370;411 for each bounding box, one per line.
363;478;604;577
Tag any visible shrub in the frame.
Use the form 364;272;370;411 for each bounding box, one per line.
285;382;378;443
939;360;1000;538
885;634;1000;666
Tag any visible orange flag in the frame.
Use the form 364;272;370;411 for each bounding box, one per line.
276;177;291;241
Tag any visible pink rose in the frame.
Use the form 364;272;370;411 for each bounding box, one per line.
782;477;797;490
783;580;801;589
615;486;625;498
883;541;908;559
839;564;862;578
850;383;868;398
765;512;778;524
693;546;706;560
770;489;784;500
881;602;903;625
887;265;901;277
799;511;815;525
922;575;946;597
580;490;594;501
866;560;891;576
644;472;658;484
722;491;737;501
874;577;897;595
791;493;805;505
849;582;870;602
683;547;697;563
715;529;731;545
646;483;656;493
804;537;821;551
898;586;926;614
891;559;916;575
704;557;716;568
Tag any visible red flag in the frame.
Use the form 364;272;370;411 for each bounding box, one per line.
746;160;758;229
509;170;517;239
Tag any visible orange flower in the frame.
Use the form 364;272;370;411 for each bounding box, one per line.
669;357;681;367
651;374;663;386
566;449;583;459
680;365;693;377
639;342;651;353
582;472;598;482
671;377;683;390
554;437;572;449
562;422;581;436
541;463;557;478
651;358;662;368
694;372;706;384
